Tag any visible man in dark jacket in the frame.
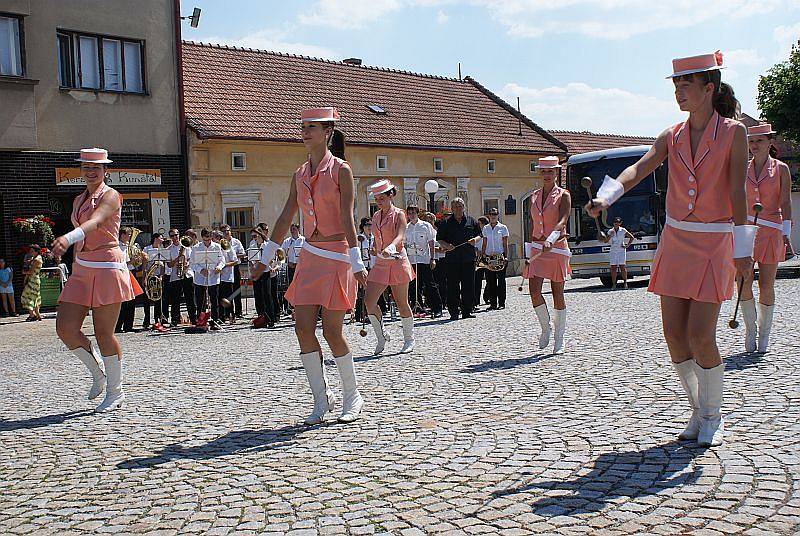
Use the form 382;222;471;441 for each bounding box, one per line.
436;198;481;320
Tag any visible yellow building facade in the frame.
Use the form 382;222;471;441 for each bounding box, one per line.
188;131;550;267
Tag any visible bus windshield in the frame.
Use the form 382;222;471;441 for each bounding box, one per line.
568;154;666;242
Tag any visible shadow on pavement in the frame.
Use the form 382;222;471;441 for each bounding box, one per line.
460;353;555;373
725;352;764;371
490;440;702;516
0;410;94;432
117;424;307;469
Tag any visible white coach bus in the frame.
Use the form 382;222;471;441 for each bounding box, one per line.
566;145;668;287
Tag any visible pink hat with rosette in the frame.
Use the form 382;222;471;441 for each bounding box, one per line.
667;51;724;78
300;107;341;122
747;123;777;137
76;147;113;164
535;156;562;169
370;179;395;196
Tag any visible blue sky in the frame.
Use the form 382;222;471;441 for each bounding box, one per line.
179;0;800;137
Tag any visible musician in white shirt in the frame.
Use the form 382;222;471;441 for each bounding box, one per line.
213;230;239;321
473;216;489;312
406;205;442;317
191;228;225;328
142;233;169;328
281;223;305;290
481;208;510;309
601;217;635;290
220;224;245;318
166;228;197;325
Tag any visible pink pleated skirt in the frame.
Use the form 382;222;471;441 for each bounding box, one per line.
367;256;415;286
59;249;142;307
285;241;357;311
754;224;785;265
648;224;735;303
524;240;571;283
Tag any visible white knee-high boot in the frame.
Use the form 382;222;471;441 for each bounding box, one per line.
533;303;551;350
757;303;774;353
72;345;105;400
672;360;701;440
400;316;414;354
741;299;757;353
95;355;124;413
696;362;724;447
552;308;566;354
300;351;334;425
368;314;389;355
334;353;364;423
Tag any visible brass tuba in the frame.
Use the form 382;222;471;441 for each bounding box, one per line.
127;227;146;267
144;259;163;301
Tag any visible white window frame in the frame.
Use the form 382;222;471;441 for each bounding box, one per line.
487;159;496;174
231;152;246;171
376;155;388;172
481;187;503;218
0;15;23;77
433;157;443;173
57;29;145;93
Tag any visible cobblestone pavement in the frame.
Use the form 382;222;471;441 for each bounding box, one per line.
2;277;800;535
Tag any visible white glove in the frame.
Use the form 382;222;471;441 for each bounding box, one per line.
349;247;366;273
597;175;624;206
733;225;757;259
524;242;532;258
544;230;561;246
260;240;280;265
783;220;792;237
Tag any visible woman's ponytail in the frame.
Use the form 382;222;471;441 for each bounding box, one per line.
706;69;740;119
329;127;346;160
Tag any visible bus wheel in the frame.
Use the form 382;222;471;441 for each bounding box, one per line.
599;276;613;288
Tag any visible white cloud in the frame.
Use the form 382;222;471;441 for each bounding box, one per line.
193;29;340;59
299;0;404;29
499;81;683;136
773;23;800;59
436;9;450;24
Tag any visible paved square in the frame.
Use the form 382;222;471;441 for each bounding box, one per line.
1;277;799;535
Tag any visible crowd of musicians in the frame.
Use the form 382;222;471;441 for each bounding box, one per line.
116;204;512;333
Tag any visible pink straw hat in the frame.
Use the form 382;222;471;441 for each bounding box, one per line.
667;51;724;78
75;147;113;164
370;179;395;196
747;123;777;137
300;107;341;122
535;156;562;169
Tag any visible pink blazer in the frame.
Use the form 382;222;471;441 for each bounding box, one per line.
295;151;351;238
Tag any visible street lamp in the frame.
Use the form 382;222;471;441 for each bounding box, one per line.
424;179;439;214
181;7;201;28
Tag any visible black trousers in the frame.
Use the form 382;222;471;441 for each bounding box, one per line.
194;284;220;321
283;264;296;312
445;261;475;317
484;266;507;307
409;263;442;314
253;274;275;322
474;268;485;308
142;294;162;327
232;265;243;316
219;281;234;320
434;259;448;307
270;275;280;317
115;298;136;332
170;277;197;324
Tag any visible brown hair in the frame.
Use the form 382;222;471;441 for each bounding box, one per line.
324;122;346;159
767;134;779;158
676;70;740;119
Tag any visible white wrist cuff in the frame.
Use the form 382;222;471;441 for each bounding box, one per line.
64;227;85;246
783;220;792;237
524;242;532;258
545;230;561;246
260;241;280;265
733;225;757;259
349;247;366;273
597;175;624;206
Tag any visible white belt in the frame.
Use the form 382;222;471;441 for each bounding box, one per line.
378;249;408;261
75;257;129;270
747;215;783;231
302;242;349;263
666;216;733;233
530;241;572;258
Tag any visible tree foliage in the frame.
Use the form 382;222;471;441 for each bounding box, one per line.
757;39;800;145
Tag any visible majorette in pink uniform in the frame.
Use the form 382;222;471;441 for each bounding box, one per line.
284;150;358;311
746;127;786;265
367;182;415;287
524;157;571;283
59;178;141;307
647;110;740;303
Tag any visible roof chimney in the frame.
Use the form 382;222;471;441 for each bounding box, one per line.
343;57;362;66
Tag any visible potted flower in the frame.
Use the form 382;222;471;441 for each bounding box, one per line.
12;215;55;245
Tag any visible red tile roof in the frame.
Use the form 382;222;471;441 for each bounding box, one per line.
181;42;566;154
551;130;656;155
